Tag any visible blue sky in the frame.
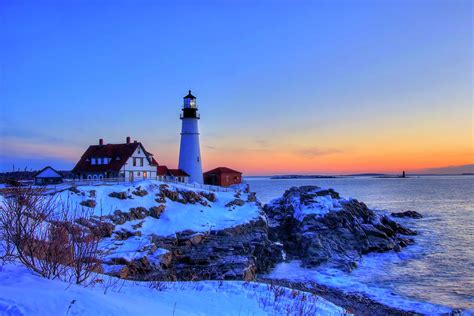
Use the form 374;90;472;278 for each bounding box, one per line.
0;0;472;174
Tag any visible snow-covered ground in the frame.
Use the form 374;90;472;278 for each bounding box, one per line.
56;180;262;236
0;262;347;315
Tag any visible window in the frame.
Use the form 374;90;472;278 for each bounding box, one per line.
138;147;141;154
98;158;102;165
197;156;200;162
87;175;92;180
91;158;96;165
140;158;144;166
133;158;137;166
137;172;141;177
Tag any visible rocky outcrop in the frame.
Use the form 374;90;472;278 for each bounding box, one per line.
138;217;281;281
103;216;281;281
391;210;423;219
264;186;416;271
96;184;280;281
156;185;212;206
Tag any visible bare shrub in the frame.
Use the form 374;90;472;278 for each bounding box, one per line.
0;187;67;278
0;187;103;285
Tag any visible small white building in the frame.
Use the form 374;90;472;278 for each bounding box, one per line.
72;137;158;181
35;166;63;185
157;165;189;183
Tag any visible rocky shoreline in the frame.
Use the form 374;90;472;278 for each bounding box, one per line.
257;277;420;316
58;182;425;314
263;186;417;271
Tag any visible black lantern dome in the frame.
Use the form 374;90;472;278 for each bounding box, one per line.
181;90;199;119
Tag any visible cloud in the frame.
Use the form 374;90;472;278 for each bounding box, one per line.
0;137;80;161
296;147;343;158
413;164;474;174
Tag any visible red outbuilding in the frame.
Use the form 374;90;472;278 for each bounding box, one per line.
203;167;242;187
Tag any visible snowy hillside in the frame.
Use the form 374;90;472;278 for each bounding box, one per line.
55;180;262;235
0;262;347;315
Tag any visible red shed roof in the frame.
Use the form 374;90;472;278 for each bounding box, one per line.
203;167;242;175
169;169;189;177
157;165;169;176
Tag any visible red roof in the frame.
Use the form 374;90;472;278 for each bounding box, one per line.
203;167;242;175
72;142;153;173
157;165;169;176
169;169;189;177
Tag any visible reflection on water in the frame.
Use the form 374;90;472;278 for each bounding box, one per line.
247;176;474;311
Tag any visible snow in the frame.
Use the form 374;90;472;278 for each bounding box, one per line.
0;262;347;315
268;187;345;221
101;236;168;262
55;180;263;237
266;260;455;315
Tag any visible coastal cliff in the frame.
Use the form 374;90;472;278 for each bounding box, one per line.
263;186;417;271
61;182;417;283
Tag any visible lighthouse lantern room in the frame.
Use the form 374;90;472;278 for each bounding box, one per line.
178;90;204;184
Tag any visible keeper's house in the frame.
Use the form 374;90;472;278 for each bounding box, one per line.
34;166;63;185
72;137;158;181
203;167;242;187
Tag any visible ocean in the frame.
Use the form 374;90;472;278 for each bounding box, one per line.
246;175;474;313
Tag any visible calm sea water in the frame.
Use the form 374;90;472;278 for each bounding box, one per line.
246;176;474;312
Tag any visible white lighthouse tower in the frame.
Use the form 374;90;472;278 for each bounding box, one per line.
178;90;203;184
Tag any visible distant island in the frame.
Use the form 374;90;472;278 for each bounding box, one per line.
270;175;338;179
344;173;387;177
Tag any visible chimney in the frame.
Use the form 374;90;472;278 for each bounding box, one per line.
134;140;138;143
99;138;104;146
126;136;131;144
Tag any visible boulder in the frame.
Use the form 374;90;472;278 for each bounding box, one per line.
129;207;148;220
149;205;165;219
201;191;217;202
115;229;142;240
109;191;129;200
132;186;148;197
391;210;423;219
225;199;246;208
80;199;96;208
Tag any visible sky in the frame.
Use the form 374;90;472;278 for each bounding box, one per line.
0;0;472;175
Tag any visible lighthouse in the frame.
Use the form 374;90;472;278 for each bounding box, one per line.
178;90;204;184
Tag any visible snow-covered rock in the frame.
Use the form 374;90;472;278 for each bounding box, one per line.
52;180;281;281
263;186;417;271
